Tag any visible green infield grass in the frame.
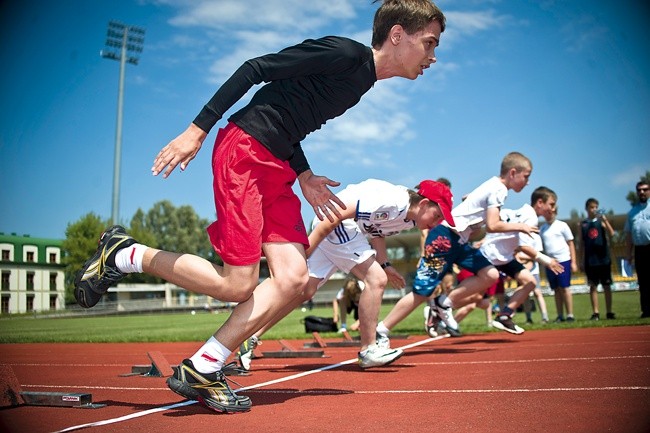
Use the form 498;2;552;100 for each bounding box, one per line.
0;291;647;343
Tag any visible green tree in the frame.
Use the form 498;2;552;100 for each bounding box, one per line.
139;200;215;260
626;170;650;206
62;213;107;304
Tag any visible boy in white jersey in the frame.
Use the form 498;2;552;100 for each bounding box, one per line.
239;179;454;370
477;188;563;333
377;152;538;341
541;208;578;322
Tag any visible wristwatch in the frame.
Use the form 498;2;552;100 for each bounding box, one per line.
380;262;392;269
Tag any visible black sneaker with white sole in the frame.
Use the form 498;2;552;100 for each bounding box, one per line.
167;359;251;413
74;225;137;308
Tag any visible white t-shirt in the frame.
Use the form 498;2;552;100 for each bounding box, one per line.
540;219;574;262
448;176;508;244
312;179;415;245
480;203;538;266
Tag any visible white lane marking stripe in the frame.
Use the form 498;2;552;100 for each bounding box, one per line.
50;335;445;433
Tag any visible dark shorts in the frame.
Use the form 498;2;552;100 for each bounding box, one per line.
585;264;612;287
545;259;572;290
413;225;492;297
496;260;525;279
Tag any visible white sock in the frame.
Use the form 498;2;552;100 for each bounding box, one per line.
114;243;147;273
189;336;231;374
438;294;453;309
376;321;390;337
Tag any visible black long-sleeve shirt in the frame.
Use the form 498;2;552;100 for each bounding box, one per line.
192;36;377;175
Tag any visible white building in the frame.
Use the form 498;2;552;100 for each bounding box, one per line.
0;233;65;314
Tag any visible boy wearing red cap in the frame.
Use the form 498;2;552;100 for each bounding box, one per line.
377;152;539;342
238;178;454;370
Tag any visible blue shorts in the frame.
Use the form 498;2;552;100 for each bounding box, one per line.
545;259;572;289
413;225;492;297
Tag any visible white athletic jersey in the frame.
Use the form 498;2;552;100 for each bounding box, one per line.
448;176;508;244
480;203;538;266
540;219;574;262
311;179;415;245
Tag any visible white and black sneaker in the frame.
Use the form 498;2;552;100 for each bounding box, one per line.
492;314;524;334
431;297;462;337
358;344;403;369
376;333;391;350
237;336;260;371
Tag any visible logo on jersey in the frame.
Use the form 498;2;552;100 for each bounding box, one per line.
374;212;389;221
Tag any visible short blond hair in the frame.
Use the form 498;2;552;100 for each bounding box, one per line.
500;151;532;176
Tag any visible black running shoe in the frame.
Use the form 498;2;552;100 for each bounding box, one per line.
167;359;252;413
492;314;524;335
74;225;137;308
425;303;441;337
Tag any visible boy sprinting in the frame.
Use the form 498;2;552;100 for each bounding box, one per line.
74;0;447;414
476;189;563;333
238;179;455;370
376;152;538;343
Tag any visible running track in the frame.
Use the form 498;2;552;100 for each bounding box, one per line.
1;326;649;433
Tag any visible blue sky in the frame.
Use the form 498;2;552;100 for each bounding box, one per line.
1;0;649;240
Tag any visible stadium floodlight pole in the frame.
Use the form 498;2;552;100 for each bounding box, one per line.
100;21;145;225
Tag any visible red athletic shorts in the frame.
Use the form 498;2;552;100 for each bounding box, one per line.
456;268;504;296
206;123;309;266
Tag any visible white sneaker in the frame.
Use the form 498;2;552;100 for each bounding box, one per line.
432;302;460;334
358;344;403;369
376;333;391;349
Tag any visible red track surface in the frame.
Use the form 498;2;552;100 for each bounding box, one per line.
1;326;649;433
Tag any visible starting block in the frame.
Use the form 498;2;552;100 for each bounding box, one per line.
304;331;360;348
20;392;105;409
122;351;175;377
0;364;104;409
262;339;325;358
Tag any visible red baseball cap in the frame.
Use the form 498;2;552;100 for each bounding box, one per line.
417;180;455;227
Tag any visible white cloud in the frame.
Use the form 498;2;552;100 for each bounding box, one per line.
612;164;650;187
441;10;509;48
165;0;357;32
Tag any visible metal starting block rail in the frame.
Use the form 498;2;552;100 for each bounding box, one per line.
121;351;175;377
261;339;325;358
304;331;360;348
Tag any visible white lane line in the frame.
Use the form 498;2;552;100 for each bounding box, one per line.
51;335;445;433
244;386;650;395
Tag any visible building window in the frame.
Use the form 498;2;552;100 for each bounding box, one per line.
50;273;57;291
26;251;35;262
50;295;57;310
1;297;8;314
0;271;11;292
1;250;9;261
1;272;9;291
26;272;35;291
26;295;34;312
49;253;57;263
